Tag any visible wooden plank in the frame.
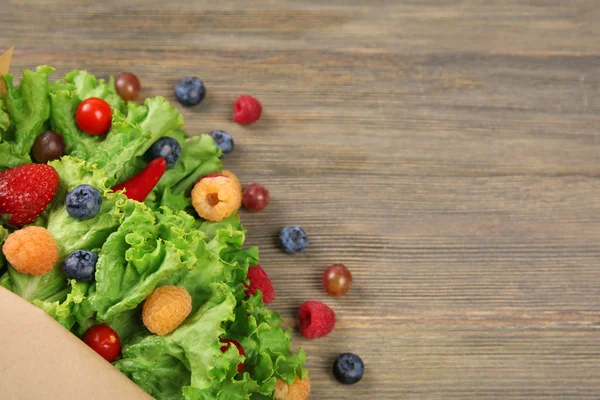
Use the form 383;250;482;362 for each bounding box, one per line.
2;0;600;398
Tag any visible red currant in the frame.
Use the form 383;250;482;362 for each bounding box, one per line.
323;264;352;297
242;183;270;212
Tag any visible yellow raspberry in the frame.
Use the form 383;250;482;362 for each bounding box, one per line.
142;285;192;336
221;170;242;194
274;376;311;400
191;176;242;222
2;226;58;276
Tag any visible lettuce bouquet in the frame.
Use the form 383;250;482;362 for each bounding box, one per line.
0;67;306;399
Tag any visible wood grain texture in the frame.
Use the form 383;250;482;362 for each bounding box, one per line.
2;1;600;398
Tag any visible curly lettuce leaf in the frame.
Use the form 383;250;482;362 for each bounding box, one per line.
0;99;10;133
157;134;222;195
227;294;307;387
62;70;124;111
32;280;87;330
86;202;179;320
145;134;222;210
46;156;126;258
0;141;31;170
0;97;32;169
2;66;54;155
3;264;69;302
49;80;101;156
155;187;192;214
115;282;240;400
0;226;8;271
82;97;184;186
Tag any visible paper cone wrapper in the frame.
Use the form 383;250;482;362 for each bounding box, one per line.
0;287;153;399
0;48;153;399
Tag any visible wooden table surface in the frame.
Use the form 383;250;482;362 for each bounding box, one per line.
3;1;600;399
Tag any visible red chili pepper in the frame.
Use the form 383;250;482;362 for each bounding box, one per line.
112;157;167;202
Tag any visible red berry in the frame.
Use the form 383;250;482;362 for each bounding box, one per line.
83;325;121;362
242;183;270;212
298;300;335;339
0;164;60;226
244;265;275;304
233;95;262;125
323;264;352;297
220;339;246;373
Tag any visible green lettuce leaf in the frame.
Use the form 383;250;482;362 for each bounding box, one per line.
62;70;125;111
0;143;31;171
83;97;184;186
2;66;54;156
156;187;192;214
0;99;10;133
0;226;9;271
227;294;307;387
48;80;101;156
4;264;69;302
46;156;126;258
145;134;222;210
87;202;189;321
156;134;222;195
32;280;87;330
115;282;240;400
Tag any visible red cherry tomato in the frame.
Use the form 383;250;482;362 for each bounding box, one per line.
220;339;245;373
76;97;112;135
83;325;121;362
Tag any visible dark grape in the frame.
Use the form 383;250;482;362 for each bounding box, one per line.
115;72;141;101
31;130;65;163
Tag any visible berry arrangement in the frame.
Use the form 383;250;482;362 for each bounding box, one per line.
0;66;362;399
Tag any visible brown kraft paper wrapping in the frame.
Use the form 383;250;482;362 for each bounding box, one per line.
0;47;153;400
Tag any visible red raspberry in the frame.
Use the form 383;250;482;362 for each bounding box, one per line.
298;300;335;339
0;164;59;226
244;265;275;304
233;95;262;125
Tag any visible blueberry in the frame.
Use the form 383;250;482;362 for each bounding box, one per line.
209;130;234;157
146;137;181;168
174;77;206;106
63;250;98;282
66;184;102;220
279;226;309;254
333;353;364;384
